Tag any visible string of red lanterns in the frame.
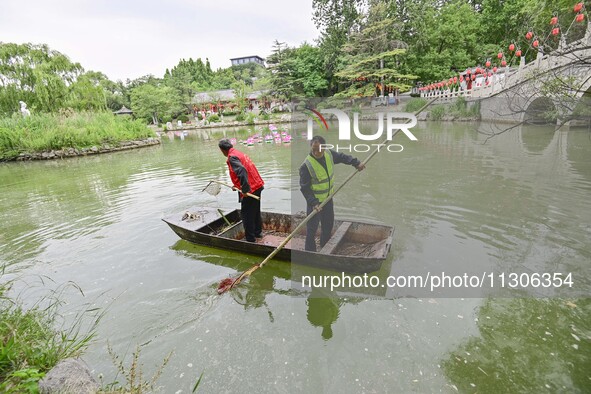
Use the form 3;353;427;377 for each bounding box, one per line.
420;2;587;95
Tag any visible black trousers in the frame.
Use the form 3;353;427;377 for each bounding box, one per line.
241;188;263;242
305;199;334;252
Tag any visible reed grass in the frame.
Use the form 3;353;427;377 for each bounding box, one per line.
99;343;173;393
0;111;155;160
0;269;102;393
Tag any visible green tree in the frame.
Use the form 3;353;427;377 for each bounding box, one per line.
101;79;130;111
266;41;329;99
402;0;482;83
266;40;296;99
313;0;366;94
231;79;251;113
292;44;329;97
67;71;108;111
130;84;184;125
209;67;237;90
335;1;417;97
0;43;82;115
164;59;196;104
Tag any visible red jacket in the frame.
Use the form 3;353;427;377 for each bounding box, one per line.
226;148;264;193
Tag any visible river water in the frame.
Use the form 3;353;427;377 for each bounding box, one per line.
1;122;590;393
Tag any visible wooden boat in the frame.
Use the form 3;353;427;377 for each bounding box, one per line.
162;207;394;273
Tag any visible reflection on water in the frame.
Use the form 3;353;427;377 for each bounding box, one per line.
306;288;342;341
1;123;590;392
442;297;591;393
520;124;558;153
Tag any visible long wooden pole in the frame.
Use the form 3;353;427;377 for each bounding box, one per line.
218;99;436;293
210;179;260;200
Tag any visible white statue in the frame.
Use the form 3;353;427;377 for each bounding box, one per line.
19;101;31;117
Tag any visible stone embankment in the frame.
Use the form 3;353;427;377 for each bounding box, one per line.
13;137;161;161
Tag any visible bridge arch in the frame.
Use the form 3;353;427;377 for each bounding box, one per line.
570;87;591;128
523;97;557;125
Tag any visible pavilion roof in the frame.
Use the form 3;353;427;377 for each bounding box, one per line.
113;106;133;115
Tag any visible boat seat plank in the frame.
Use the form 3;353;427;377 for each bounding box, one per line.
217;220;243;237
320;221;352;255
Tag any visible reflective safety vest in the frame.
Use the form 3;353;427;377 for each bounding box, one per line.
304;150;334;203
227;148;264;192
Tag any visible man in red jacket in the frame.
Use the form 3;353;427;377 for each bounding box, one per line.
218;139;265;242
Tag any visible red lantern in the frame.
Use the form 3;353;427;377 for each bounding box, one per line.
576;14;585;23
488;72;492;77
501;60;507;67
550;17;558;25
552;28;560;36
493;66;498;73
485;60;491;67
471;75;476;81
526;31;533;40
454;76;458;83
533;40;539;48
459;76;464;82
475;67;481;73
515;50;522;57
497;52;503;59
509;44;515;52
574;2;584;12
466;68;471;74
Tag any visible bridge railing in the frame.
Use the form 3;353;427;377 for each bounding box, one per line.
420;21;590;102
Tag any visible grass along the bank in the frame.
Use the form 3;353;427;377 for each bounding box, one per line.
405;96;480;120
0;111;156;161
0;275;101;393
404;97;428;113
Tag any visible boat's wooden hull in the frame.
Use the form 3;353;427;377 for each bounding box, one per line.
163;207;394;273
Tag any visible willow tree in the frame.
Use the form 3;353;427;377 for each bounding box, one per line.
334;1;417;97
0;43;82;115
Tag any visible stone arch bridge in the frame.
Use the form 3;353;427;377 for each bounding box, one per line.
421;21;591;126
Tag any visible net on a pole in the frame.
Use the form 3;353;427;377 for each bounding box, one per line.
203;181;221;196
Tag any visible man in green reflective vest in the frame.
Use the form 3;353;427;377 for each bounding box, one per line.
299;135;365;252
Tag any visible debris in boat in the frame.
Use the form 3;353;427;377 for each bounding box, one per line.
182;211;201;221
336;242;376;257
